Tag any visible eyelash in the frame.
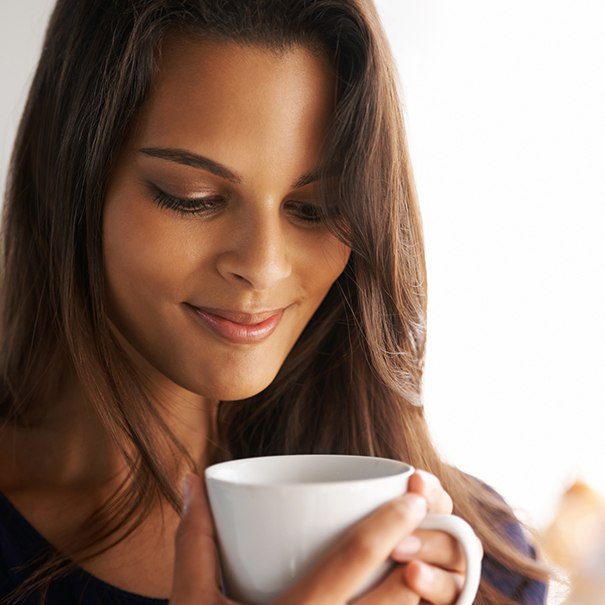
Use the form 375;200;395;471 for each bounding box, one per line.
151;185;325;224
284;200;324;224
152;188;225;216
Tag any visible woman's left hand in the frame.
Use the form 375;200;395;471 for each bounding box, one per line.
386;471;476;605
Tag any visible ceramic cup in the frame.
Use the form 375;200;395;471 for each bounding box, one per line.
205;454;482;605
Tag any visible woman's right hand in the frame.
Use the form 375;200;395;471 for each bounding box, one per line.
170;473;430;605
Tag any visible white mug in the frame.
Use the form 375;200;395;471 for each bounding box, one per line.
205;454;482;605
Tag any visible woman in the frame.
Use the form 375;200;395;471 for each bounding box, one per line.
0;0;548;603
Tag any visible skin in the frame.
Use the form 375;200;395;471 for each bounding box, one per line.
173;473;468;605
0;38;477;604
103;40;351;406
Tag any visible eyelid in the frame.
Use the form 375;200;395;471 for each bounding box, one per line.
148;182;226;216
144;179;220;199
146;180;330;224
284;199;325;224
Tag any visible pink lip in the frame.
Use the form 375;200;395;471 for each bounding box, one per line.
185;304;284;344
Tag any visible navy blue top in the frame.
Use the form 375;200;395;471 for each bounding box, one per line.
0;491;547;604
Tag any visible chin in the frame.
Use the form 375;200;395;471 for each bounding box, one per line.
174;365;281;403
220;373;279;401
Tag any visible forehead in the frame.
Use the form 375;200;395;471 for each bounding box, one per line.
128;36;336;176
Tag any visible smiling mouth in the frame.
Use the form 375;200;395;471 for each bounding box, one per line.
184;303;284;344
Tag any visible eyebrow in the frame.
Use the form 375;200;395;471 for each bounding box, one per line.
139;147;241;183
139;147;328;189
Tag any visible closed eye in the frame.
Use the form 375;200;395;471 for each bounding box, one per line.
150;185;226;217
284;200;324;224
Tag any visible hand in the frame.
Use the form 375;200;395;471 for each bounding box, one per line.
385;471;480;605
171;473;428;605
170;471;480;605
171;474;228;605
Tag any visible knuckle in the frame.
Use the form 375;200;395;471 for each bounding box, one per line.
411;561;458;602
393;494;427;522
389;507;413;530
389;499;412;524
346;531;384;562
430;531;466;571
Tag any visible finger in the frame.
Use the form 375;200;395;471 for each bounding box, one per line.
391;529;466;572
408;471;453;515
403;561;464;605
354;565;421;605
280;493;427;605
171;473;225;604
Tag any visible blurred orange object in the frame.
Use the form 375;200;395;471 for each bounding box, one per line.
540;480;605;604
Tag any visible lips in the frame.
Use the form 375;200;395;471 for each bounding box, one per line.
184;303;284;344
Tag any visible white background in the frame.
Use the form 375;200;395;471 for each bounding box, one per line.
2;1;604;533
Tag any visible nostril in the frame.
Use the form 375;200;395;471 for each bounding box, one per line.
215;232;292;290
232;272;252;286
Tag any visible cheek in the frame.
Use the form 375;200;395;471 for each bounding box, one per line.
103;196;200;306
302;238;350;296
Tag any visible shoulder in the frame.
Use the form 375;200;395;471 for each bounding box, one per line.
470;479;548;604
0;491;41;599
481;522;546;604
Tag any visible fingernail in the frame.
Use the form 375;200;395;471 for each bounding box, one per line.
415;470;438;486
182;474;192;514
393;535;422;558
412;470;439;495
418;563;435;584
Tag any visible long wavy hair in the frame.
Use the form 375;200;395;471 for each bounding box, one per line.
0;0;547;603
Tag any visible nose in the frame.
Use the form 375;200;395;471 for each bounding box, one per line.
216;206;292;290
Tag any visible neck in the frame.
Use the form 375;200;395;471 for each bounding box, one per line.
0;354;217;599
3;358;219;497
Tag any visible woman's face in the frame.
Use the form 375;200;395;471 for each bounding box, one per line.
103;37;350;401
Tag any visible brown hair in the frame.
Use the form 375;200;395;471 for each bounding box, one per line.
0;0;548;602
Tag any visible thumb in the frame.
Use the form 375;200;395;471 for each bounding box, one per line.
170;473;223;604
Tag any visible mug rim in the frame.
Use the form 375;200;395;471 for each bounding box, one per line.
204;454;414;488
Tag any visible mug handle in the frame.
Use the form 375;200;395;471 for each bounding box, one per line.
418;515;483;605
